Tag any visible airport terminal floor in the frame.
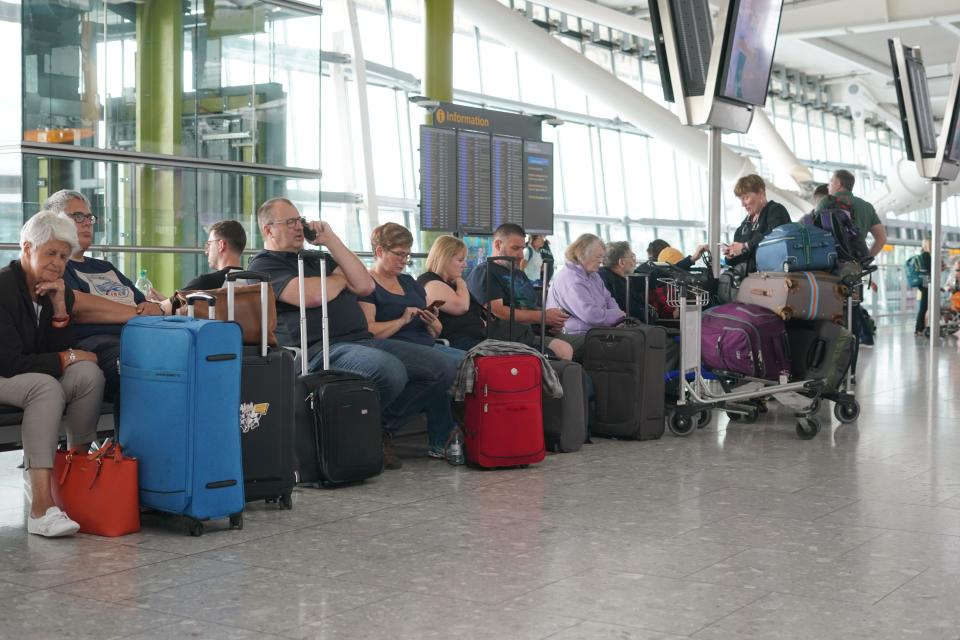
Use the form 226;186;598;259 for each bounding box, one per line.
0;326;957;639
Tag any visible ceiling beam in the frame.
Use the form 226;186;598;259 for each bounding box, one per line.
804;37;891;77
940;20;960;39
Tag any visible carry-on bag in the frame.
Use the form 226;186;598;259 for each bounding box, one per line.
227;271;297;508
787;320;855;393
736;271;846;322
538;262;588;453
701;303;791;381
51;441;140;537
800;199;869;264
583;323;667;440
293;251;383;487
174;280;279;347
464;256;546;467
756;223;838;273
119;293;245;535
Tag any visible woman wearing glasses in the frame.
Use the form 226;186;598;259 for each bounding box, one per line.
358;223;465;459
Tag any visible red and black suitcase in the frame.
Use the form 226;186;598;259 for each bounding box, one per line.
464;353;545;468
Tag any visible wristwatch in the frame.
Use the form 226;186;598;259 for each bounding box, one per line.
67;349;77;365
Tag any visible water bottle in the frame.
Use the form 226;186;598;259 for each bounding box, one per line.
134;269;153;295
475;245;486;269
447;429;465;466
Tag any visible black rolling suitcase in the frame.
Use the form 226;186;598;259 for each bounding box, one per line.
536;263;589;453
293;251;383;487
227;272;297;509
583;324;667;440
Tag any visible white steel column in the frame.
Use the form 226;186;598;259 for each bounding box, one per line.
707;127;723;278
929;181;943;352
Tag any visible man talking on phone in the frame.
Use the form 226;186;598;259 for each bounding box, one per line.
249;199;458;469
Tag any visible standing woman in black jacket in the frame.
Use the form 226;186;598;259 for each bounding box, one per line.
724;174;792;273
0;210;104;537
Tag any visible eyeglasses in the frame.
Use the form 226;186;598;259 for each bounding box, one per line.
67;212;97;224
265;216;305;229
202;239;217;250
385;248;412;261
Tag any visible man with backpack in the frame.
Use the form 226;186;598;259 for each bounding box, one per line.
818;169;887;259
908;241;933;336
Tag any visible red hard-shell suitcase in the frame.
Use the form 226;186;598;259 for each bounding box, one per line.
464;354;545;468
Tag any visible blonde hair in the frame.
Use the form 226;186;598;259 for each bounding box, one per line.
425;235;466;276
370;222;413;251
565;233;604;264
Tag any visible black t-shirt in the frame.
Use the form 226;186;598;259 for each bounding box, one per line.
181;267;241;292
248;250;371;347
417;272;486;343
729;200;792;272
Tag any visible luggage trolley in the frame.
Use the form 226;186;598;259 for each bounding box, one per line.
662;272;825;440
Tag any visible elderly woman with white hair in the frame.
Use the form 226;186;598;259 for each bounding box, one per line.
546;233;625;336
0;210;104;537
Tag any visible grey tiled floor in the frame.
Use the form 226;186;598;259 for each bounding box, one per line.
1;326;959;639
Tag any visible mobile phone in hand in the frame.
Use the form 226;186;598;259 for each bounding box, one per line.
426;299;445;313
301;219;317;242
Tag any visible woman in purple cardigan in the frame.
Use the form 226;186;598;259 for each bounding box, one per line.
546;234;625;335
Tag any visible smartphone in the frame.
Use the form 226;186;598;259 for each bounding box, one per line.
301;219;317;242
426;299;446;313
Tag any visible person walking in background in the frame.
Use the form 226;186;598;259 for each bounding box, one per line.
914;239;932;337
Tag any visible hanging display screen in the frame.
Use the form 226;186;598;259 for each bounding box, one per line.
717;0;784;106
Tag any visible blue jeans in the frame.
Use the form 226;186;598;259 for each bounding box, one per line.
309;339;465;448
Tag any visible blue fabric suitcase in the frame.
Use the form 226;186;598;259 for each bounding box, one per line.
119;306;245;536
755;223;838;273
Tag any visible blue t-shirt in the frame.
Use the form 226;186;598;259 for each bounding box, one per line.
64;257;145;338
359;274;433;347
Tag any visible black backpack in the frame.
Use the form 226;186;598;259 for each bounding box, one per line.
801;197;869;264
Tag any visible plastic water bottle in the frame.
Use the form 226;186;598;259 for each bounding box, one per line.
134;269;153;295
475;245;486;269
447;429;465;466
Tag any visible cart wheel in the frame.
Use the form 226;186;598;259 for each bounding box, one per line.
229;513;244;530
696;410;712;429
726;411;742;423
796;417;821;440
280;493;293;510
834;400;860;424
742;408;760;424
923;327;931;338
668;413;696;437
187;520;204;537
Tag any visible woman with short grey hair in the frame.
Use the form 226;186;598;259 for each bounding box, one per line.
0;210;104;537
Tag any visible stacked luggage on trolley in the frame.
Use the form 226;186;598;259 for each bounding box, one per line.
656;209;875;440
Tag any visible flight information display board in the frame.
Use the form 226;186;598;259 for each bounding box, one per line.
491;135;524;230
457;130;492;234
418;126;457;232
523;140;554;234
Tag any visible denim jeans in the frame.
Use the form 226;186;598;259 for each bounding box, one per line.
309;339;465;448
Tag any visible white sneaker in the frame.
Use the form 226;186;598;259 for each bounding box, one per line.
27;506;80;538
23;469;31;504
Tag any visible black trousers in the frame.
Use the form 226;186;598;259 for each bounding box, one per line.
916;287;929;334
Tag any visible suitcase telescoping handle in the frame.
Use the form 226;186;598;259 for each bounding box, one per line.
185;292;216;320
225;270;270;358
539;261;549;354
484;255;518;341
297;251;330;376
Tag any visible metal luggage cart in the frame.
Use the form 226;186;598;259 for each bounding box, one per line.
662;273;825;440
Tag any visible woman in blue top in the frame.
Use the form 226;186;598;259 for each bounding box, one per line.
359;223;465;459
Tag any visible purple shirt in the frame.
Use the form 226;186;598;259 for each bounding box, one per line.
546;261;625;335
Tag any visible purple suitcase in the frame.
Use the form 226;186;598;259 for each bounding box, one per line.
701;303;791;381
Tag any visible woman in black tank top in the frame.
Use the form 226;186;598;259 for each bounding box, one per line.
417;236;486;351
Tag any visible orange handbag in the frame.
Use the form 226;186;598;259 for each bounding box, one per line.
51;442;140;537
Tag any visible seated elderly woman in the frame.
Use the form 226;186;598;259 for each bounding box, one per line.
0;210;105;537
358;223;465;459
546;233;625;335
598;241;646;319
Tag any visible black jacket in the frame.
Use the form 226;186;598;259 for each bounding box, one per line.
729;200;792;272
599;267;647;319
0;260;76;378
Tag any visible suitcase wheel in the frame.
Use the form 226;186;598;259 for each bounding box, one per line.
187;519;204;537
795;417;821;440
229;513;244;530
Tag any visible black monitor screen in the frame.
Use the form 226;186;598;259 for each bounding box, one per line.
718;0;784;106
523;141;554;235
943;77;960;164
904;47;938;157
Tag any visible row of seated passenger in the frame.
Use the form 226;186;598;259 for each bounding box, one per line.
3;174;796;537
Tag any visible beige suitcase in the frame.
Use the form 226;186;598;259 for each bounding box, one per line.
735;271;846;322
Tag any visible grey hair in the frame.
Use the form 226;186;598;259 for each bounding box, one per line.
21;210;81;256
43;189;91;215
603;241;633;268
